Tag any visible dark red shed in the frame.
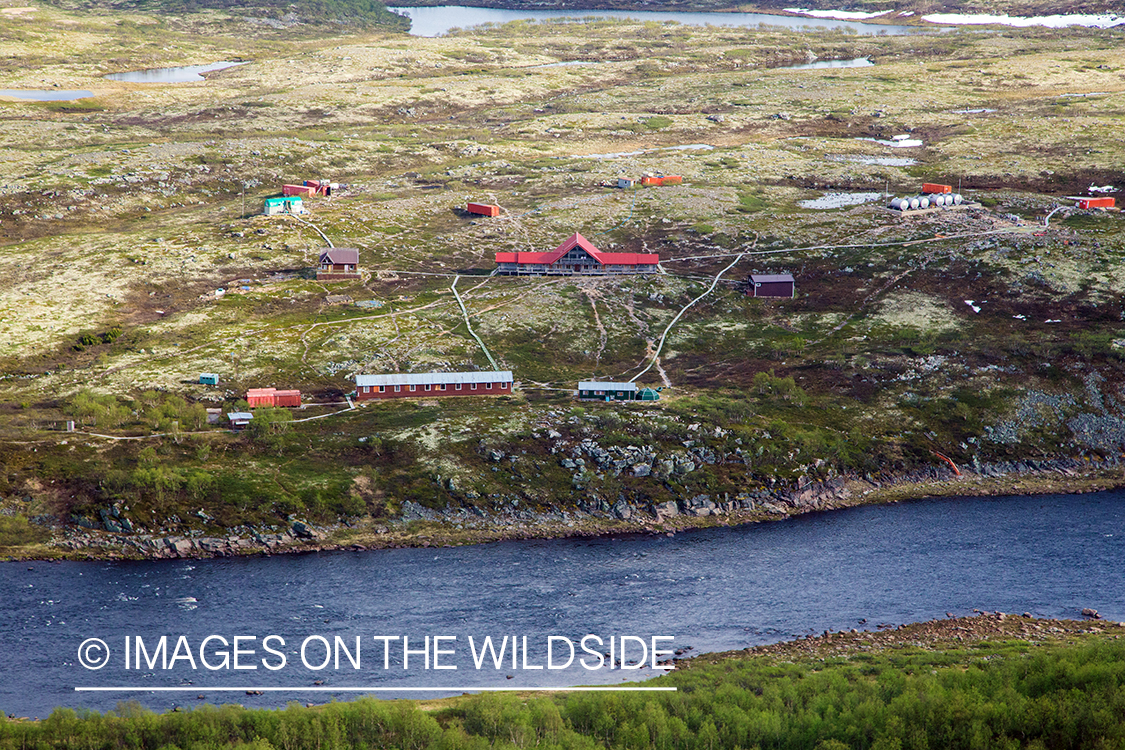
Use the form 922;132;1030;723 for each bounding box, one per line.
748;273;795;298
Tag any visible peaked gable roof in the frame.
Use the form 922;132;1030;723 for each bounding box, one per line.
320;248;359;265
495;233;659;266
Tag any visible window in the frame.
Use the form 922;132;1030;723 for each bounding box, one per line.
379;386;386;393
409;385;416;392
394;385;401;392
486;383;492;389
471;383;477;390
363;386;370;393
425;384;431;391
437;384;445;391
455;384;462;391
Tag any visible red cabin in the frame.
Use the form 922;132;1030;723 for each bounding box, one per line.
1078;197;1115;209
467;202;500;217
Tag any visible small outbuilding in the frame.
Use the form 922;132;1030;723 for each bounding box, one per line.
748;273;795;299
318;248;360;280
283;184;316;198
467;202;500;217
1076;197;1115;210
246;388;302;408
578;381;638;401
227;412;253;428
617;178;636;189
199;373;220;386
264;196;305;216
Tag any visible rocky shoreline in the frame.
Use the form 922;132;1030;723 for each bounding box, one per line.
3;453;1121;563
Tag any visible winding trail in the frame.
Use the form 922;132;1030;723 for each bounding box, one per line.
451;275;499;371
630;251;746;385
286;215;334;248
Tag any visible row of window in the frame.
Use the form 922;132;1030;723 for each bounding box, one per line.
361;382;506;393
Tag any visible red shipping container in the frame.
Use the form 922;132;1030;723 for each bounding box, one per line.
283;184;315;198
274;390;302;407
467;202;500;217
922;183;953;194
246;388;277;408
1078;197;1115;209
661;175;683;185
641;176;663;186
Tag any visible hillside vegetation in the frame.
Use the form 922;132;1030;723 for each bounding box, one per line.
1;5;1124;556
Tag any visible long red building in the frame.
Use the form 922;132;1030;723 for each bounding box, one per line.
495;233;659;276
355;371;513;401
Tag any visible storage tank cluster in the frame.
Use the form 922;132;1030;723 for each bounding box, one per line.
890;193;964;211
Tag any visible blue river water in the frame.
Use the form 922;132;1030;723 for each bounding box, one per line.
2;490;1123;718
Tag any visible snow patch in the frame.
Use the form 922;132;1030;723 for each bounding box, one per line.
784;7;893;20
921;12;1125;29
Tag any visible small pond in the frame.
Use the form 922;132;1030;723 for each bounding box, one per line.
830;154;917;167
0;89;93;101
799;191;884;209
105;61;248;83
785;56;874;70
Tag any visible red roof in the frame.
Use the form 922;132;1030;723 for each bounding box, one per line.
495;233;658;266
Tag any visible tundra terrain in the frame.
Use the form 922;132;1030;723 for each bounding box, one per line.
1;1;1124;558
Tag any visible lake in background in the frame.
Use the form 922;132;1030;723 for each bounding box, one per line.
3;490;1122;717
389;6;922;36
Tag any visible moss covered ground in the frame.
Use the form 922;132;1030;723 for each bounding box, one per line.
1;3;1125;556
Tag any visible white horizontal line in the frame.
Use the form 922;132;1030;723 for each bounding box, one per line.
75;686;676;693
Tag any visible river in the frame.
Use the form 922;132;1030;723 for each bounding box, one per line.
3;490;1123;718
388;6;922;36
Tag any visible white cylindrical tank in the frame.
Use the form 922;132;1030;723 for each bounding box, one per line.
909;197;920;209
953;193;963;205
891;198;904;210
934;194;948;206
919;196;930;209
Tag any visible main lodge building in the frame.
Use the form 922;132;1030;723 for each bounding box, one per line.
495;233;659;276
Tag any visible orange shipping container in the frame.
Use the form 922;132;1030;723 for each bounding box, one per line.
641;176;663;186
922;183;953;194
661;175;683;185
1078;197;1115;209
467;202;500;217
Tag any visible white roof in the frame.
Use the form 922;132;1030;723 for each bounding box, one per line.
578;381;637;391
356;371;512;387
227;412;253;420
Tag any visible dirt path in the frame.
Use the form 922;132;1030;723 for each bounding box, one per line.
631;249;749;386
578;282;608;370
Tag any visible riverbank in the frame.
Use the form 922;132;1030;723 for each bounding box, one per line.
2;614;1121;725
4;456;1121;562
